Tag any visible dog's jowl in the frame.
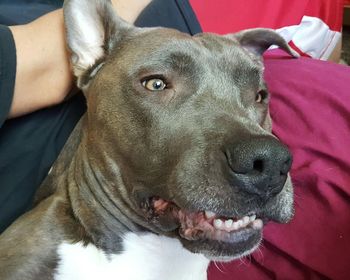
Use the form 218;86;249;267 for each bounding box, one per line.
0;0;297;279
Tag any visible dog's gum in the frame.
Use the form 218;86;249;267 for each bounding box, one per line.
153;198;170;212
150;198;262;242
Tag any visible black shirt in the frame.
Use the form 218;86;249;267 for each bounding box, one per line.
0;0;201;233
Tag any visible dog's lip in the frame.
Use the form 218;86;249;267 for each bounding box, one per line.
143;197;264;244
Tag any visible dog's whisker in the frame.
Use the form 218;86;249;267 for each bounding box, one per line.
255;245;264;261
213;260;226;274
237;256;249;267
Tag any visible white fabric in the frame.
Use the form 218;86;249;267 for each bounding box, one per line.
276;16;341;60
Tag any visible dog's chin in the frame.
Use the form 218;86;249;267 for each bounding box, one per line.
140;197;264;260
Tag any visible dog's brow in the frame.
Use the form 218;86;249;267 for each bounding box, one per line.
165;52;197;72
133;51;198;78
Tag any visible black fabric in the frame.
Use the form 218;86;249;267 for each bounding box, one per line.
0;1;202;233
0;95;86;233
0;25;16;128
0;1;62;25
134;0;202;35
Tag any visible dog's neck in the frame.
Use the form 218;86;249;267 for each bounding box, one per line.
63;124;174;253
64;140;137;252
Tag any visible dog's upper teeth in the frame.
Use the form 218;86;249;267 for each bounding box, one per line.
249;214;256;222
232;221;240;230
224;219;233;228
212;214;260;232
205;211;216;219
242;216;250;226
213;219;223;229
236;220;243;227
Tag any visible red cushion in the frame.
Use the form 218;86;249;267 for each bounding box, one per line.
189;0;343;33
189;0;343;59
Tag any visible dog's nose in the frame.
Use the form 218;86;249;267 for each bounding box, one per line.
227;136;292;200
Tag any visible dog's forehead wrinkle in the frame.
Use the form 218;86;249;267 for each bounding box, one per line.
195;32;239;53
129;51;200;79
194;55;263;105
107;35;204;80
188;81;247;122
196;32;263;70
220;55;262;86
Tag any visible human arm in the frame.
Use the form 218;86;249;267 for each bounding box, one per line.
7;0;151;118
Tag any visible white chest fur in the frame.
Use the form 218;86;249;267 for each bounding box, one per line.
54;232;210;280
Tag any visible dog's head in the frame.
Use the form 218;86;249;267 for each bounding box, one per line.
64;0;295;260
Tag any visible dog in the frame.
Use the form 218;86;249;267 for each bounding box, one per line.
0;0;297;279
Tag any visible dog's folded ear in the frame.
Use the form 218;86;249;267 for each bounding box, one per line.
228;28;299;58
64;0;133;88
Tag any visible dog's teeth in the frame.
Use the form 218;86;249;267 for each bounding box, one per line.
232;221;240;230
213;219;223;229
242;216;250;225
249;215;256;222
251;219;263;230
224;219;233;229
205;211;216;219
213;216;260;231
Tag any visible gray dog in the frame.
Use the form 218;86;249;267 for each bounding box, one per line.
0;0;297;279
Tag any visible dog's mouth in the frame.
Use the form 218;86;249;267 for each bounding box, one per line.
141;196;263;258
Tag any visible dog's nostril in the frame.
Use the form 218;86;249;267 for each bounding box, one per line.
253;159;264;173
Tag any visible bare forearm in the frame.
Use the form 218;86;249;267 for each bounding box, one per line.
7;0;151;118
112;0;151;23
9;9;71;118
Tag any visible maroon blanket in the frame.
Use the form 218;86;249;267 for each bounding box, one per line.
207;51;350;279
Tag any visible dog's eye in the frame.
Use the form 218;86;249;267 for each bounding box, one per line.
142;78;167;91
255;90;268;103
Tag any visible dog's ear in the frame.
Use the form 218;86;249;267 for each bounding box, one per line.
228;28;299;58
64;0;133;88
